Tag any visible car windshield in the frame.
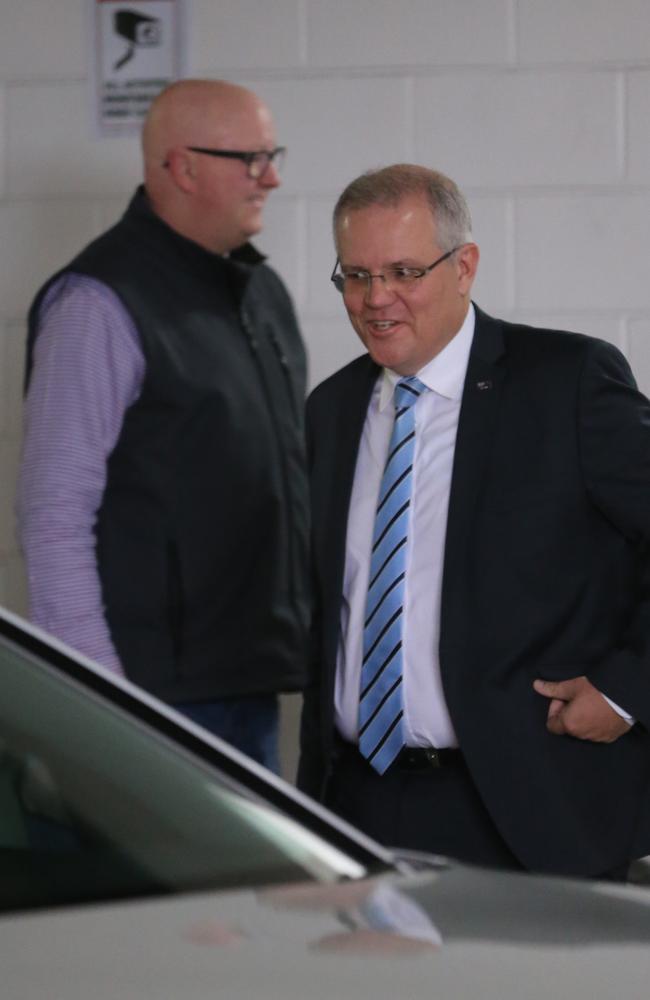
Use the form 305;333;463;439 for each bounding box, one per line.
0;624;367;913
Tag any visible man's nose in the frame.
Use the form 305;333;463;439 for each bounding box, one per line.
364;273;395;305
260;160;281;188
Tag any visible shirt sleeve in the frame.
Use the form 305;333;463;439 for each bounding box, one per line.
16;274;146;676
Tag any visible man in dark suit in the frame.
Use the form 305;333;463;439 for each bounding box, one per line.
298;164;650;878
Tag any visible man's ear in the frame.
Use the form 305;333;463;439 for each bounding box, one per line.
456;242;479;294
165;148;197;194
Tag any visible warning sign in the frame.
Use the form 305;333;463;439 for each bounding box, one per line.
91;0;185;134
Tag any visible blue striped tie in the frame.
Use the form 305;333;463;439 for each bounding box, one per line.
358;376;427;774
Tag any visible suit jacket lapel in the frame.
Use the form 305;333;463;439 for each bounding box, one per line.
330;357;379;534
440;307;506;627
314;356;380;683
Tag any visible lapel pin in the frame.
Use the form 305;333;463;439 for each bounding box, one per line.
476;380;492;391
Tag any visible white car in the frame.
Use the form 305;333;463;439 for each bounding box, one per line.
1;606;650;1000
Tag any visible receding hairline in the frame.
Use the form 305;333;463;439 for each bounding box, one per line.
333;164;473;252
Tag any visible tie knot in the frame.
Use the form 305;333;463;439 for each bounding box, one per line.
394;376;427;411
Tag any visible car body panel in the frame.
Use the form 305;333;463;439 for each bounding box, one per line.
3;868;650;1000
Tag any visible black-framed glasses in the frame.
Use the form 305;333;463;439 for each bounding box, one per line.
330;247;460;295
184;146;286;179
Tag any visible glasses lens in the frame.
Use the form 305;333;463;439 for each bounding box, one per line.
249;148;285;179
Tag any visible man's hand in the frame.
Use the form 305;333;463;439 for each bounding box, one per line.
533;676;632;743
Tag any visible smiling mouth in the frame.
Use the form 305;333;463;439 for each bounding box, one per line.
368;320;400;332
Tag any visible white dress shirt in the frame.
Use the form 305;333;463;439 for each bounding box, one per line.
334;306;476;748
334;302;632;742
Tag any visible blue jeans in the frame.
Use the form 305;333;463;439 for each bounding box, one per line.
174;694;280;774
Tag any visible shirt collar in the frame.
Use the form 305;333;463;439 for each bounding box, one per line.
378;303;476;411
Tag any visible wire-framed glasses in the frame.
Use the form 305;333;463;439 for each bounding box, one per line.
330;247;460;295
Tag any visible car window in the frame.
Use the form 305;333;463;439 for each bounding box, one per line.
0;635;365;913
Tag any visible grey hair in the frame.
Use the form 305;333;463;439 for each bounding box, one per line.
333;163;472;252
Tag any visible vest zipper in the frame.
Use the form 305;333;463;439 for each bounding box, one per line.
268;328;300;422
239;306;304;622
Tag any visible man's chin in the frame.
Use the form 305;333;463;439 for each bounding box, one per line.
242;218;264;242
246;204;266;231
366;339;409;373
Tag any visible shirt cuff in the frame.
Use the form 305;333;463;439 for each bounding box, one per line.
601;693;635;726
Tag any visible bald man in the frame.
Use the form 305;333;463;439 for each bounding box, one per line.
18;80;309;771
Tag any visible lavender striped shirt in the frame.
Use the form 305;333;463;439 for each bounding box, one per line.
17;274;146;675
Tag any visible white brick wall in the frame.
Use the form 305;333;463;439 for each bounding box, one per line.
414;71;621;186
0;0;649;639
7;83;142;197
305;0;512;67
517;195;650;311
628;71;650;181
0;0;87;80
518;0;650;63
191;0;303;70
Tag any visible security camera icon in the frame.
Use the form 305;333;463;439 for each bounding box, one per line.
113;9;162;71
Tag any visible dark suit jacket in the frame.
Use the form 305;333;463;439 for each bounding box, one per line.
298;305;650;876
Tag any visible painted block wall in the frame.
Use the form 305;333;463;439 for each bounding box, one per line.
0;1;649;775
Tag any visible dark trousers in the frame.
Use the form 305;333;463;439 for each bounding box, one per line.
326;743;521;870
174;694;280;774
326;744;630;880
